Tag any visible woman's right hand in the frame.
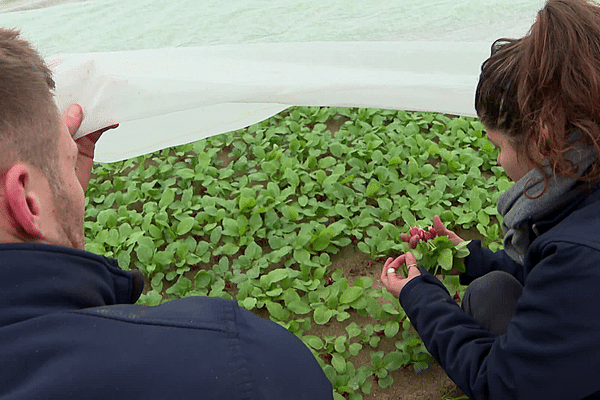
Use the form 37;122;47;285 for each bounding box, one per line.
433;215;465;245
433;215;467;275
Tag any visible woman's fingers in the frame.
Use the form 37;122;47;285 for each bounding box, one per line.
433;215;448;235
380;252;421;298
433;215;465;245
404;252;418;268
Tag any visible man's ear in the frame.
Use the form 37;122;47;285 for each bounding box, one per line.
2;164;44;240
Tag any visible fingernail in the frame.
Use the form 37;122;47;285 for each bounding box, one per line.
67;105;81;118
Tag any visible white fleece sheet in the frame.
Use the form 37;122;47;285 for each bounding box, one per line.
0;0;544;162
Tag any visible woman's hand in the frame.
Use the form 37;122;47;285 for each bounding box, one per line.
433;214;467;275
380;252;421;298
433;215;465;245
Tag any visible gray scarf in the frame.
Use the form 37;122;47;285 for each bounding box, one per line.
497;142;597;265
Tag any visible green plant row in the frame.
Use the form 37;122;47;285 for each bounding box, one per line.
84;106;508;399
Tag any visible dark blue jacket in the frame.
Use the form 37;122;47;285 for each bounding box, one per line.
0;243;332;399
400;187;600;400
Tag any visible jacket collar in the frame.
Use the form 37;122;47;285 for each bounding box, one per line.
0;243;143;328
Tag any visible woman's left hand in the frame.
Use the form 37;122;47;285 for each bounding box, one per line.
380;252;421;298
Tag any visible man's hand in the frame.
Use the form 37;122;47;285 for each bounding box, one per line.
380;252;421;298
62;104;119;192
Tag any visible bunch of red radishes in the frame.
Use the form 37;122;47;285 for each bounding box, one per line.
400;226;438;249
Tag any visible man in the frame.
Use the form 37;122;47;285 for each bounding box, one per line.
0;29;332;399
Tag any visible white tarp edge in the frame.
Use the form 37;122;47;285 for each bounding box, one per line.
51;41;490;161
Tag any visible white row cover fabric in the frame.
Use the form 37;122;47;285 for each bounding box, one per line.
0;0;544;162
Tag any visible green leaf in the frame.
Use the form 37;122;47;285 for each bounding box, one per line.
142;290;163;306
286;205;300;221
370;351;384;368
401;209;416;226
384;321;400;338
331;353;346;374
266;288;283;297
384;351;409;371
215;242;240;256
84;241;105;255
333;393;346;400
330;142;344;158
365;296;382;319
293;248;312;265
175;168;195;179
334;336;347;353
195;270;213;288
239;195;256;211
437;248;453;271
302;335;323;350
455;240;471;258
241;297;257;310
165;276;192;297
413;361;430;373
314;306;334;325
378;375;394;388
288;300;312;315
348;343;362;356
312;234;331;252
266;301;288;320
242;240;259;258
340;287;363;304
135;242;154;264
97;209;118;227
357;241;370;254
336;311;351;322
176;216;196;235
366;179;380;197
154;250;174;265
284;168;300;187
420;164;435;178
346;322;362;338
159;188;175;209
264;268;289;286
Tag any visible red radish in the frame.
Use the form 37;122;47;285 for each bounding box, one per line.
409;227;419;236
400;233;411;242
429;227;438;238
409;235;420;249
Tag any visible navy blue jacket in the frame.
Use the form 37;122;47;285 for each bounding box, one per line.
400;188;600;400
0;244;332;399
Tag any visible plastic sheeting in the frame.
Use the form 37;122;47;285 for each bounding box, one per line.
0;0;545;162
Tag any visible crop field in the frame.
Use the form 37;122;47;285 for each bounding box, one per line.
84;106;509;399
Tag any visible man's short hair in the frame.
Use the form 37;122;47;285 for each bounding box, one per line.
0;28;62;186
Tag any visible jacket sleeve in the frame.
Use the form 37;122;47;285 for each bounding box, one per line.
461;240;525;285
400;242;600;400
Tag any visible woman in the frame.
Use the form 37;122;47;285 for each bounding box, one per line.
381;1;600;399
